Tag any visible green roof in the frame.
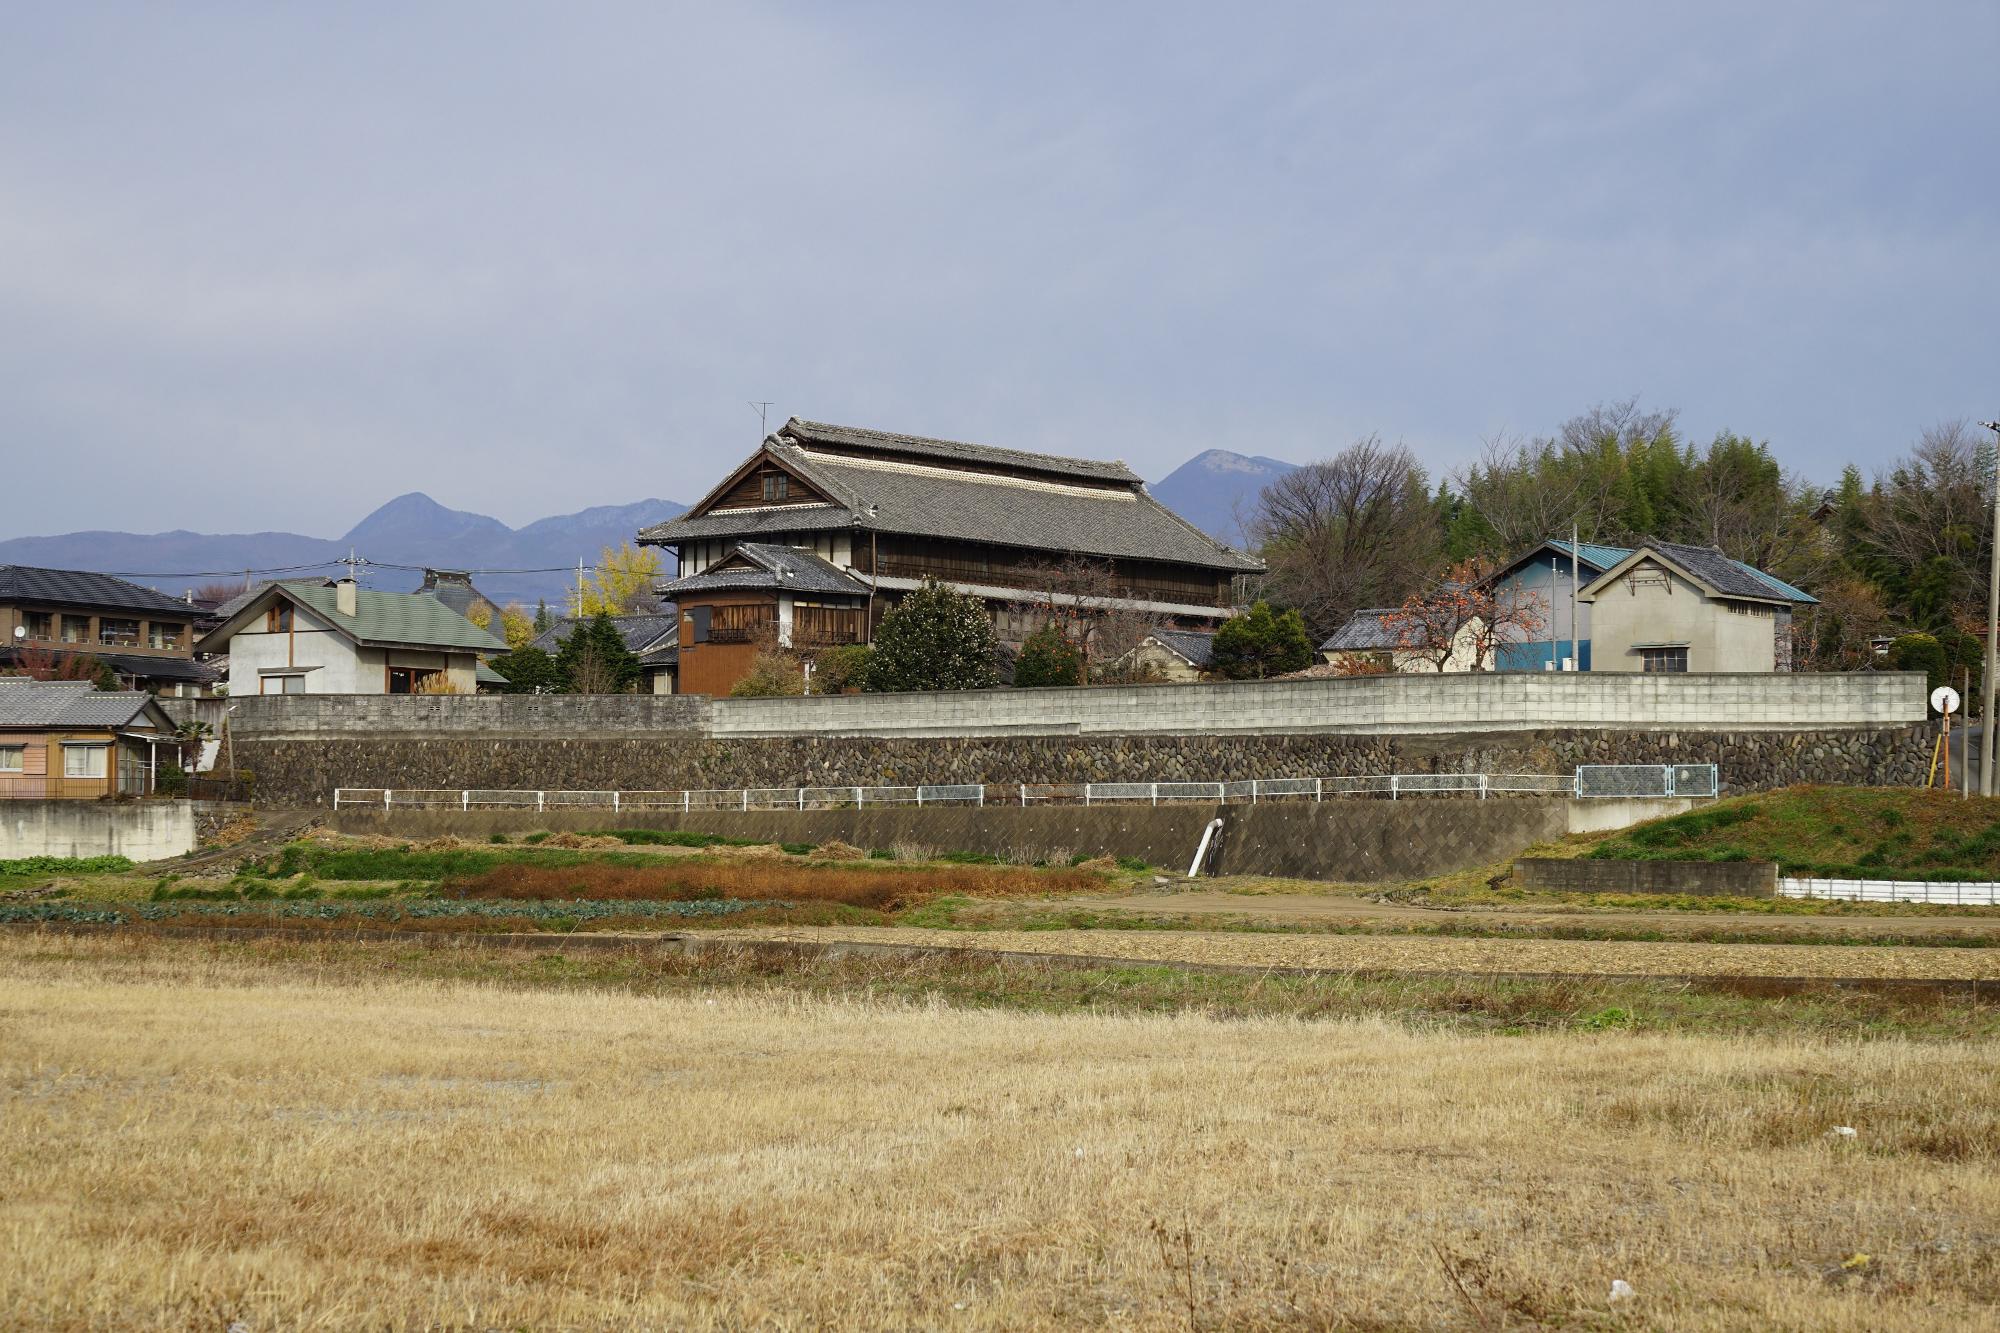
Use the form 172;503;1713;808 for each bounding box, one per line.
287;584;507;652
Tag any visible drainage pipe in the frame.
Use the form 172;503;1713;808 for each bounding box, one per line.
1187;817;1224;878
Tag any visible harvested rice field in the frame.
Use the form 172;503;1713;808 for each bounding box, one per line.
4;931;1998;1330
716;924;2000;981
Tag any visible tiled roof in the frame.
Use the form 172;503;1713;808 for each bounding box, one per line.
1320;610;1403;653
643;435;1262;574
528;613;679;656
0;678;168;730
661;543;869;597
415;570;498;620
273;584;507;652
0;647;215;684
212;577;333;622
1147;628;1215;669
1596;541;1818;605
781;417;1142;484
1515;538;1816;605
0;565;196;616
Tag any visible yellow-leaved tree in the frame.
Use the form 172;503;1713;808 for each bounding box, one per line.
569;543;664;617
498;603;536;650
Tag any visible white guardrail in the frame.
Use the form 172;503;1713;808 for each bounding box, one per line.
333;764;1715;811
1780;878;2000;907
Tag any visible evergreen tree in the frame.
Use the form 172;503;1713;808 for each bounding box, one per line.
1013;621;1086;687
865;580;1000;692
554;612;643;693
487;645;563;694
533;599;552;632
1211;601;1314;680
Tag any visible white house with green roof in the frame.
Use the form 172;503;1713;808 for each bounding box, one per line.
196;578;505;696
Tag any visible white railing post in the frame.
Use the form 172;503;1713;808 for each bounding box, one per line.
741;790;748;812
917;787;924;807
1663;764;1676;798
1151;783;1158;807
1390;776;1399;801
1084;784;1093;807
683;790;690;813
977;785;984;807
855;785;863;808
536;791;545;812
462;790;470;811
612;791;620;813
1315;778;1322;803
1479;775;1488;800
798;788;805;811
384;788;392;810
1019;783;1027;806
1251;781;1259;805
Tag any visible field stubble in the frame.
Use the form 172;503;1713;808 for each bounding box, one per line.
2;933;1998;1330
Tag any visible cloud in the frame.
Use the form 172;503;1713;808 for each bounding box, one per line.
0;2;1995;536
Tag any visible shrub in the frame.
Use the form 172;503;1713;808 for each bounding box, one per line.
1014;622;1086;688
865;580;1000;692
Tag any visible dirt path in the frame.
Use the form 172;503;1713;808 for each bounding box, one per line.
1056;889;2000;939
709;923;2000;980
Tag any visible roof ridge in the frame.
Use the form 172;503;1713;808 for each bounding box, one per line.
781;417;1141;483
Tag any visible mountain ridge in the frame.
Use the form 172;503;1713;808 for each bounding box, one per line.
1150;449;1297;546
0;493;688;607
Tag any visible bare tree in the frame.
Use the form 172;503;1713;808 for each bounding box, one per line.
1018;553;1162;683
1252;436;1440;640
1452;432;1595;556
1864;419;1992;615
1378;558;1546;672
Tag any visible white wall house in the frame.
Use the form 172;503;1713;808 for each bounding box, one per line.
1578;541;1816;673
197;579;504;696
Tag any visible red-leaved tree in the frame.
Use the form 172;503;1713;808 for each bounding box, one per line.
1378;558;1546;672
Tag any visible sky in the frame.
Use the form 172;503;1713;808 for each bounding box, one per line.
3;2;1996;537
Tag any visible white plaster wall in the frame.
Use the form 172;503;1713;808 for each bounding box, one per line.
1589;563;1777;672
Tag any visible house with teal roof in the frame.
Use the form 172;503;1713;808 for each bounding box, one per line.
1487;538;1814;672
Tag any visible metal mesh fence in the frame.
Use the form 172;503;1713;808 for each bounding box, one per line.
334;765;1718;810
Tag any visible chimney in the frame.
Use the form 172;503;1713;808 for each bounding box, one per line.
336;578;358;617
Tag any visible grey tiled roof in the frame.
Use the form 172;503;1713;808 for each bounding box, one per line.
782;417;1142;484
643;436;1262;574
1618;541;1818;605
1147;628;1215;669
1320;610;1402;652
415;570;499;620
0;678;168;730
529;613;679;656
0;564;196;615
0;647;215;684
661;543;869;597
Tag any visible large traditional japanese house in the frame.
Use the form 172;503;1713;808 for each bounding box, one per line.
640;418;1263;695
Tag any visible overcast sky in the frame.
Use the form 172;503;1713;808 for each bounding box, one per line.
4;3;1996;537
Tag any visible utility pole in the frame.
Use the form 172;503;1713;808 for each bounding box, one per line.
1570;524;1580;670
1982;421;2000;796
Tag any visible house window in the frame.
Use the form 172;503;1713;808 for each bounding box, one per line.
60;615;92;644
762;473;790;502
24;612;53;640
387;667;442;694
99;618;140;647
1640;647;1689;673
0;746;23;773
62;744;108;779
266;604;294;633
261;674;306;695
148;622;184;649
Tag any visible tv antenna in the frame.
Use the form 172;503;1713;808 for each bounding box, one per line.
338;547;370;583
748;400;774;438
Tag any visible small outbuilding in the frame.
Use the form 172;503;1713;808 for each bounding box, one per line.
1576;541;1816;672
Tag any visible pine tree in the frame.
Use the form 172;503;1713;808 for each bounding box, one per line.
533;599;552;632
865;580;1000;692
554;613;642;693
488;645;562;694
1211;602;1314;680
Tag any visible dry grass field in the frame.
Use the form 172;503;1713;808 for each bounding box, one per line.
4;933;1999;1330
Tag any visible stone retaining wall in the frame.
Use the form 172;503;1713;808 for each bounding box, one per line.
237;723;1930;807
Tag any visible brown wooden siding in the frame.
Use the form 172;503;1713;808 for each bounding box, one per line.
710;460;829;511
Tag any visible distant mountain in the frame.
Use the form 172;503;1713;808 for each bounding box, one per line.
1151;449;1298;546
0;493;688;608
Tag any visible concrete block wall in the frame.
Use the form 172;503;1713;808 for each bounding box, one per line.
0;801;197;861
219;671;1928;740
